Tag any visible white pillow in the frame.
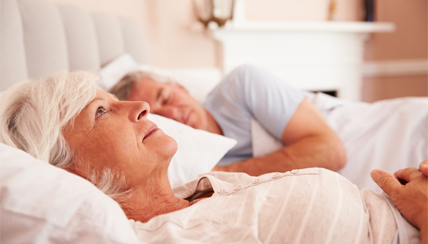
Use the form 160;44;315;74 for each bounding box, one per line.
148;113;237;188
0;143;139;244
98;53;139;91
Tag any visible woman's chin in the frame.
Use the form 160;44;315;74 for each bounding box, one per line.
169;138;178;155
161;136;178;161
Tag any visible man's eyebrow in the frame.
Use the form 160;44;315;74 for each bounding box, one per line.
156;88;164;102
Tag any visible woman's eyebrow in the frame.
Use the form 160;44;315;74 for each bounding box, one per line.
86;97;106;112
92;97;106;103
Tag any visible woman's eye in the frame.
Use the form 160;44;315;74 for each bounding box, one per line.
95;106;108;118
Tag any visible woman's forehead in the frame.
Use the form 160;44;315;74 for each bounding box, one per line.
95;89;118;100
95;89;108;97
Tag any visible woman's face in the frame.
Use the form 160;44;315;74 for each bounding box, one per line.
63;90;177;190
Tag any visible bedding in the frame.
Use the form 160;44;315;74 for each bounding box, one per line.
253;92;428;192
0;143;139;243
130;169;420;243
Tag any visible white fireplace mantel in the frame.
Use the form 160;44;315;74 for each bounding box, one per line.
212;21;395;101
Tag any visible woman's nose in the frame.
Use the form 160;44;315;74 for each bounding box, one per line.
130;101;150;122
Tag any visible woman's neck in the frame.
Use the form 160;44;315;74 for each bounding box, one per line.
122;182;190;223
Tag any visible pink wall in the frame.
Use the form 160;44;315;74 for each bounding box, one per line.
362;75;427;101
364;0;427;61
245;0;363;21
141;0;218;68
362;0;427;102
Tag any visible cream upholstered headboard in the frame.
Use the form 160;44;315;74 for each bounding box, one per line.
0;0;148;91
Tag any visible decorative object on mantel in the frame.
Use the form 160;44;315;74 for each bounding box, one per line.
192;0;235;28
364;0;375;21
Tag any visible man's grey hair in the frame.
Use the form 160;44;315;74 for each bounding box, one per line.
0;71;130;205
108;70;171;100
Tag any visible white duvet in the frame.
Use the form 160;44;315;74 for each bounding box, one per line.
252;93;428;192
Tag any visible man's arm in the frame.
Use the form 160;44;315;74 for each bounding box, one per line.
214;99;347;176
371;160;428;244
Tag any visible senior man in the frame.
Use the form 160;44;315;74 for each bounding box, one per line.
109;65;347;176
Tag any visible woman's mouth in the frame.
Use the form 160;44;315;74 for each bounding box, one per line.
143;125;159;140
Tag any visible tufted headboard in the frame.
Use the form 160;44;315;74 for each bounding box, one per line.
0;0;148;91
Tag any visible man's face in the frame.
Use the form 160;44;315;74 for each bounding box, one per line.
127;77;210;131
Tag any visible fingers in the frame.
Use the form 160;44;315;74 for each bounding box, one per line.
394;167;421;183
420;160;428;177
371;169;402;196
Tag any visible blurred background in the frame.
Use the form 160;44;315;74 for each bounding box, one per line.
46;0;427;102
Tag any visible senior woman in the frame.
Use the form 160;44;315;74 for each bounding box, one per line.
0;71;425;243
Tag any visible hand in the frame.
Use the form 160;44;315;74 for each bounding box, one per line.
371;160;428;243
420;160;428;177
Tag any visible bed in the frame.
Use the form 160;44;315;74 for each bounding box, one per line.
1;0;427;243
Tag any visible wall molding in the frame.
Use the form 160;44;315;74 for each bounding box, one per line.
363;59;428;77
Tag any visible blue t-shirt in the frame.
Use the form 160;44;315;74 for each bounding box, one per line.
203;65;305;166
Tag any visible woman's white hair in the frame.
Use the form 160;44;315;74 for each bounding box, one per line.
0;71;130;205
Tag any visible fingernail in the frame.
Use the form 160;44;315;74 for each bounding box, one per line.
371;171;382;182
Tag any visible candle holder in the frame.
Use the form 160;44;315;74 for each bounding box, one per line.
192;0;235;28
